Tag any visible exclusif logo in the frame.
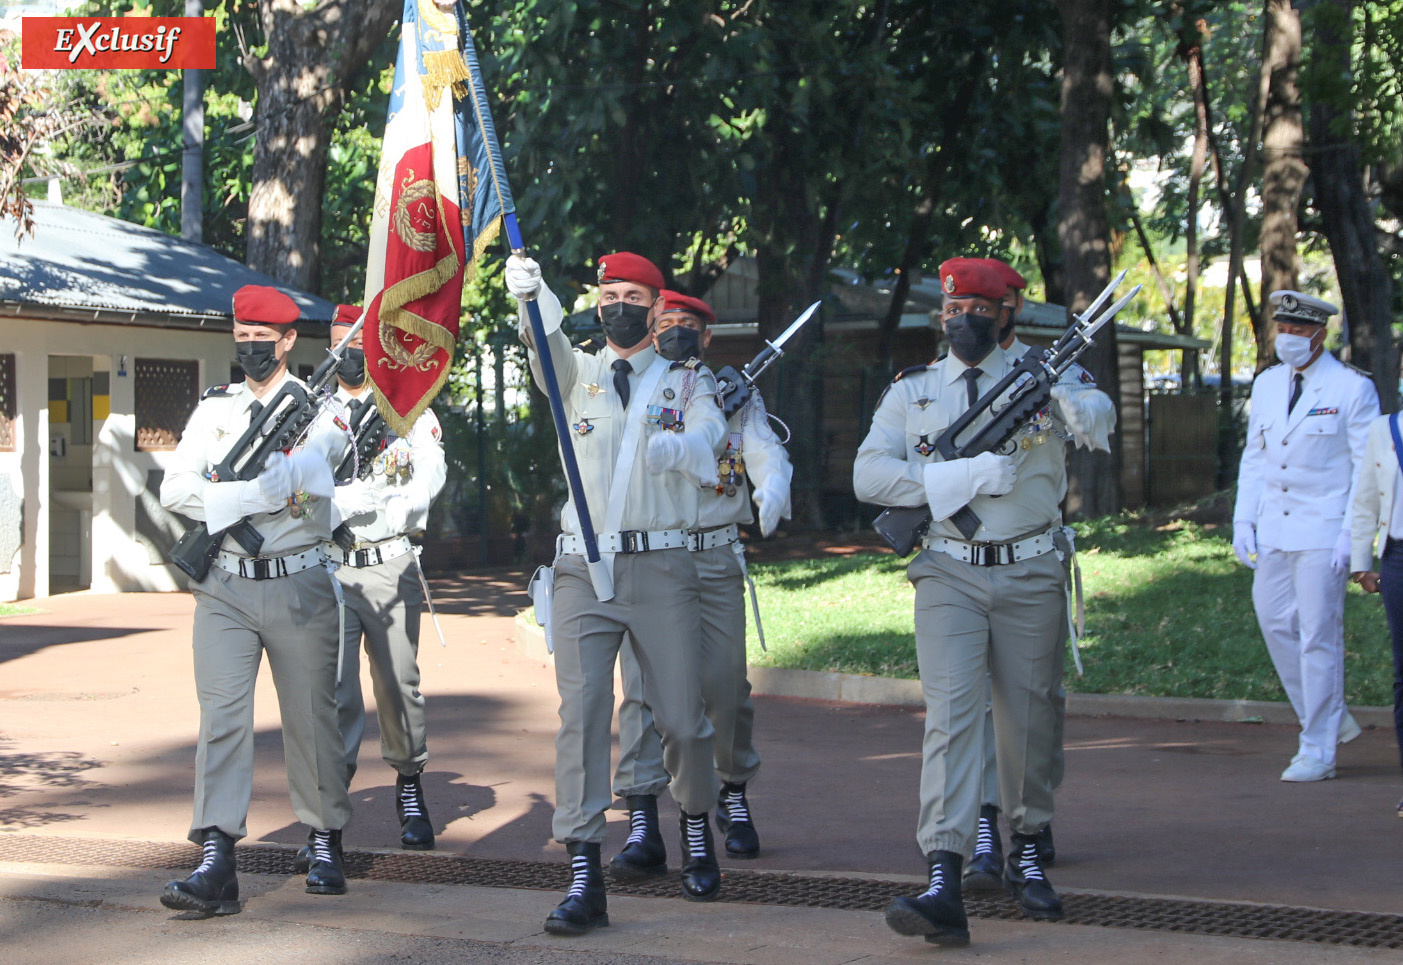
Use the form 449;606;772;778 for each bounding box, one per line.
22;17;216;70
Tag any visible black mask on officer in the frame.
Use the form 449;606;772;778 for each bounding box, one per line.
600;301;652;348
236;339;282;381
655;325;703;362
997;306;1016;345
339;348;367;387
944;313;998;366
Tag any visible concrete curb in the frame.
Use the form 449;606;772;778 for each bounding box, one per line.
511;611;1395;728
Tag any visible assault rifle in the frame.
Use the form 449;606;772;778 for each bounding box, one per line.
714;300;821;419
168;318;364;581
872;272;1141;555
334;399;391;484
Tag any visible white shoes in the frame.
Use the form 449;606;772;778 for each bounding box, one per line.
1338;712;1362;745
1281;754;1336;782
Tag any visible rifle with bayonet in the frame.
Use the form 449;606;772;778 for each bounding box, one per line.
334;400;391;484
714;300;822;419
168;318;364;581
872;271;1142;556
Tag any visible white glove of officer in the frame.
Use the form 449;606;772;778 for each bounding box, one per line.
751;480;789;537
203;452;294;533
382;492;425;535
1232;520;1258;570
505;254;542;300
334;479;377;522
287;448;335;499
921;452;1016;523
1051;383;1115;452
646;432;687;474
1331;527;1352;574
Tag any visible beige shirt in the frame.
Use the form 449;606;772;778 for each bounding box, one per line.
700;389;793;529
160;372;335;557
853;347;1097;541
524;322;727;536
330;386;447;544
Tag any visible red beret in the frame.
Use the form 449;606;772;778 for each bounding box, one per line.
979;258;1026;291
232;285;300;325
939;258;1008;301
332;303;361;327
596;252;665;291
659;290;715;325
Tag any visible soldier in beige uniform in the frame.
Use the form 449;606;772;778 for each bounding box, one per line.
321;304;446;850
610;291;792;876
855;259;1114;946
506;252;728;935
158;285;354;918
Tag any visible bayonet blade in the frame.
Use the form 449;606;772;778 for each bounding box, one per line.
771;300;822;353
1075;268;1129;327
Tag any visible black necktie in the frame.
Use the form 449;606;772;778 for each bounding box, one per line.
349;397;366;419
1288;372;1304;416
963;368;983;407
248;400;264;422
612;358;632;410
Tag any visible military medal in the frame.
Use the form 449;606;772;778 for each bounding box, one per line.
396;448;411;480
914;398;932;410
716;434;745;495
663;387;675;401
582;382;604;398
646;405;684;431
914;434;936;457
573;419;594;435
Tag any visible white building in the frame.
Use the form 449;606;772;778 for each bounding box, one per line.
0;202;336;601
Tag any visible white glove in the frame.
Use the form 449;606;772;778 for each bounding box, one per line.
202;454;295;532
382;493;412;534
752;481;787;537
1332;528;1352;574
287;447;335;499
1232;521;1258;570
921;452;1016;522
1051;383;1115;452
335;479;377;521
646;432;687;474
505;254;543;300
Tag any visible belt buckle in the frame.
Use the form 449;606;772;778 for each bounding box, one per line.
686;531;702;552
621;531;648;553
976;545;999;567
247;557;272;580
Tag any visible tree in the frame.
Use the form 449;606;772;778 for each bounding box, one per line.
1258;0;1307;344
0;44;94;236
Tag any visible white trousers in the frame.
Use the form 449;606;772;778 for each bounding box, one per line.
1251;546;1347;765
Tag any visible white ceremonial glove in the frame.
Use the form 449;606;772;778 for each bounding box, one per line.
505;254;543;301
646;432;687;474
1232;521;1258;570
921;452;1016;522
751;481;787;537
1331;528;1352;574
1051;383;1115;452
286;447;336;500
334;479;378;522
203;453;295;532
382;493;413;535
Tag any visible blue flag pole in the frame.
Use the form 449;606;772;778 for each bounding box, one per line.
454;4;611;599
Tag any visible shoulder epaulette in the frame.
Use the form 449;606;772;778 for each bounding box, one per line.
892;363;930;383
669;357;703;370
201;383;233;399
1343;361;1372;378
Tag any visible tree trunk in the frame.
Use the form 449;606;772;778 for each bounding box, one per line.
1180;31;1209;389
1057;0;1120;519
1305;0;1398;411
1258;0;1308;364
244;0;399;291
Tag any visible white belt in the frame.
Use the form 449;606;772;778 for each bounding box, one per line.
688;523;740;552
337;535;414;568
214;547;328;581
923;527;1058;566
558;528;691;555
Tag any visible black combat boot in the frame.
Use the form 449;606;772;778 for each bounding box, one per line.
883;850;970;946
544;841;609;936
305;828;348;896
160;828;241;917
1005;830;1063;920
397;772;435;850
962;804;1004;892
678;811;721;901
291;826;315;875
1034;823;1056;865
608;794;667;878
715;781;760;859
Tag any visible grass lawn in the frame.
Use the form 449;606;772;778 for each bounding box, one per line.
0;602;40;618
743;517;1397;706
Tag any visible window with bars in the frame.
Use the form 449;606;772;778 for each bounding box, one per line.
135;358;199;451
0;354;14;452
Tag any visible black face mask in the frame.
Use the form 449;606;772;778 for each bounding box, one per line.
339;348;366;387
997;310;1016;345
236;339;282;381
599;301;652;349
944;312;997;366
655;325;703;362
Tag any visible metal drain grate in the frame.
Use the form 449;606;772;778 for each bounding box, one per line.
3;834;1401;948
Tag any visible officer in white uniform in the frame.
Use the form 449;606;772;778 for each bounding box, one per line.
325;304;446;847
506;252;729;935
855;258;1114;946
1233;290;1376;781
610;291;793;877
158;285;354;917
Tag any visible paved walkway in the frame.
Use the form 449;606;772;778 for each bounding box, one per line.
1;576;1401;964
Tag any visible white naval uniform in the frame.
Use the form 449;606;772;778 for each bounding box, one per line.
328;387;447;781
1234;353;1378;766
853;347;1113;859
160;372;352;842
614;389;794;796
522;286;728;844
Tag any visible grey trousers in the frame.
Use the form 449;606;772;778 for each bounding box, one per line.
910;546;1067;859
978;668;1067;807
335;551;428;781
614;544;760;797
187;564;353;843
550;549;718;844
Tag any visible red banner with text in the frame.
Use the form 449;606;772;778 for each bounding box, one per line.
22;17;216;70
